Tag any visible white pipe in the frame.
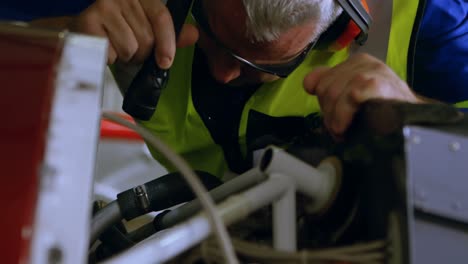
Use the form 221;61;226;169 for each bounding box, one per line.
260;146;341;213
272;173;296;252
158;168;266;229
104;176;289;264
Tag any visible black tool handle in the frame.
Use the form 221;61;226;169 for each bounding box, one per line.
122;0;193;120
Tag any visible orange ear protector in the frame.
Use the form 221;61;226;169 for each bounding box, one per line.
315;0;372;51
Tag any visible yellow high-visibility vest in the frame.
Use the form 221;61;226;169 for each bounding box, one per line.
140;0;432;178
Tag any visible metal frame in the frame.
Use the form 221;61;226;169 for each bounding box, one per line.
103;147;340;263
29;33;107;264
404;125;468;264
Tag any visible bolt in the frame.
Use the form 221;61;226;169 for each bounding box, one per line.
412;135;421;144
21;227;32;239
40;163;57;177
39;164;58;190
414;188;427;202
76;81;95;90
134;185;150;211
451;201;462;211
449;142;461;152
48;246;63;264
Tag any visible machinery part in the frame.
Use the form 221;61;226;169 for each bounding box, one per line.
152;168;266;232
0;23;107;264
404;125;468;264
260;146;342;214
102;112;239;264
1;23;65;264
103;175;291;264
185;237;386;264
116;171;222;221
105;150;343;263
108;102;468;264
271;173;296;251
349;99;464;138
90;201;134;262
28;32;107;264
90;201;122;245
127;168;266;243
90;171;221;245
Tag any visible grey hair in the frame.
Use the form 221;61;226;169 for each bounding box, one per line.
242;0;343;43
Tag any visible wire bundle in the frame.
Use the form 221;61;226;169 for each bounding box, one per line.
182;238;387;264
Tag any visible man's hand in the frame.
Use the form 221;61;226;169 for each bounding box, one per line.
303;53;423;138
72;0;198;66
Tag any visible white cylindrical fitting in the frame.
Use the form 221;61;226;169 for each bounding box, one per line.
271;173;296;252
259;146;342;213
105;177;290;264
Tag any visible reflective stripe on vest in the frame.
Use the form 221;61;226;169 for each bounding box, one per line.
141;0;420;178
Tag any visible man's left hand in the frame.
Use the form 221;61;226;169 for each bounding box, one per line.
303;53;422;138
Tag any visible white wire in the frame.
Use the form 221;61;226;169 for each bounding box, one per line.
101;112;238;264
196;237;386;263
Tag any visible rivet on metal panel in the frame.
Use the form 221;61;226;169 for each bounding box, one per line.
411;135;421;145
451;201;462;211
77;81;96;90
21;226;32;239
58;31;67;39
403;127;412;138
40;163;57;177
39;163;58;190
414;188;427;202
449;142;461;152
48;246;63;264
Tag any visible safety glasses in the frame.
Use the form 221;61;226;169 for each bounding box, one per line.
191;0;317;78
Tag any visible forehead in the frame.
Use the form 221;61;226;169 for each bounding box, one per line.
204;0;316;61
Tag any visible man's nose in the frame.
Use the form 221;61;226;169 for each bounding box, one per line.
210;55;241;84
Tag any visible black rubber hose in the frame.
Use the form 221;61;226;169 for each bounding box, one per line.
153;169;265;231
117;171;222;221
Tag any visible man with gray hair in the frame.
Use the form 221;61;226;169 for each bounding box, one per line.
29;0;468;178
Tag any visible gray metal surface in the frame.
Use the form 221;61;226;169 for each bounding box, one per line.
404;126;468;223
404;125;468;264
412;215;468;264
29;33;107;264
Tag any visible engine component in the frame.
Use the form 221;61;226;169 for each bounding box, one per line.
0;22;107;264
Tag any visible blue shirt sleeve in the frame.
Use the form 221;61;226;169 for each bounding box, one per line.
412;0;468;104
0;0;94;21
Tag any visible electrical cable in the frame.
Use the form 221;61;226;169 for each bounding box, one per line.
91;170;222;246
90;201;122;244
154;168;265;231
232;238;386;263
116;170;222;221
127;168;266;243
187;238;387;264
101;112;239;264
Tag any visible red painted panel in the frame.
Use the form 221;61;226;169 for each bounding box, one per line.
100;113;143;141
0;24;63;264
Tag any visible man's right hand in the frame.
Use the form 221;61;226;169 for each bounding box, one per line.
72;0;198;67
